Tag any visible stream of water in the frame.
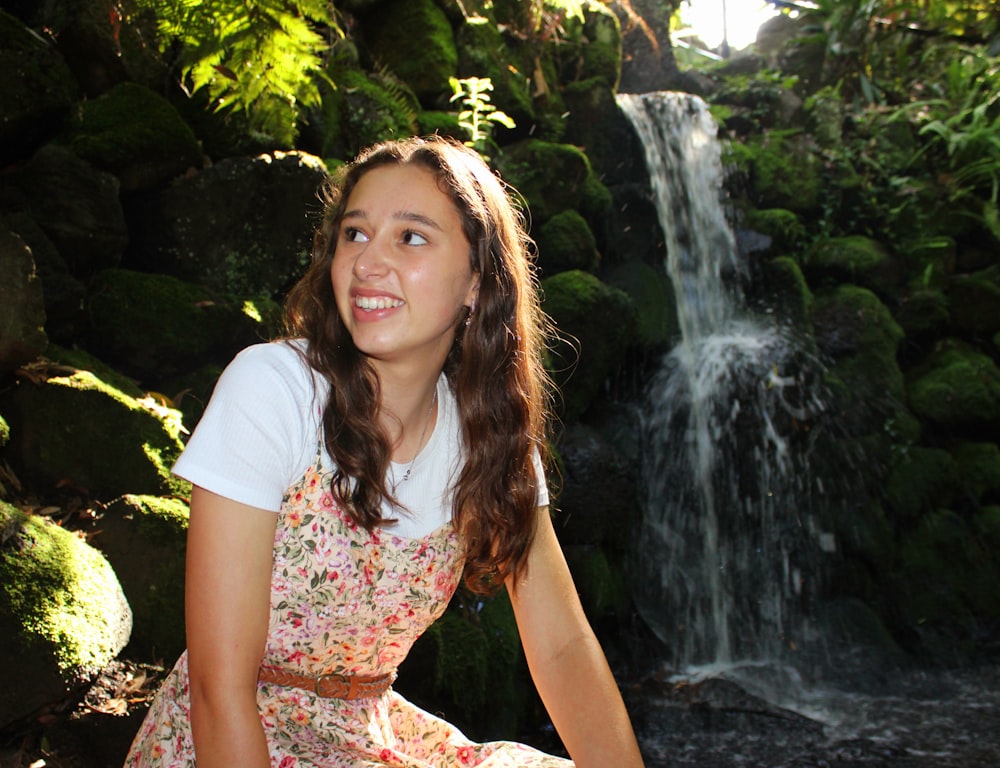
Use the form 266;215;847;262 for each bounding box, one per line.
616;90;1000;767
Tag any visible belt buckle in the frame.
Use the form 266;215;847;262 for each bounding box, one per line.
314;671;347;697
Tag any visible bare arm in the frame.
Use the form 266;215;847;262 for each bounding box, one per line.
185;486;277;768
506;507;645;768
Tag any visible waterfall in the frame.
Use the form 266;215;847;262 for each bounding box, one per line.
618;92;830;679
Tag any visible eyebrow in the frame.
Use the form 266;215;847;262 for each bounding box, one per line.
341;209;443;231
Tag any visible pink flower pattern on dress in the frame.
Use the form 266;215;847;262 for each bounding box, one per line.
123;462;573;767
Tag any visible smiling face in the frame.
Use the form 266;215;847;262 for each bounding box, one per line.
330;163;480;375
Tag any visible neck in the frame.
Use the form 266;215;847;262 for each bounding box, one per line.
380;375;440;464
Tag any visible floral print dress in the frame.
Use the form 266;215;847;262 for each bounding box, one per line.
124;461;573;767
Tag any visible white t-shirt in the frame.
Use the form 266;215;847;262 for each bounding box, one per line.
173;340;548;539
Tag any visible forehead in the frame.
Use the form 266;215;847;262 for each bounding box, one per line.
346;164;458;216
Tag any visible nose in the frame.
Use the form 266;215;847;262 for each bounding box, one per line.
352;236;389;279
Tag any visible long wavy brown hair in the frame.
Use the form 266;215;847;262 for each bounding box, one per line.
283;136;554;593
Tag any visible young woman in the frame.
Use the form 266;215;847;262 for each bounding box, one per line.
124;136;645;767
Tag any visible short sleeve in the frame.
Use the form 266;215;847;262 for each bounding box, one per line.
532;447;550;508
172;342;321;512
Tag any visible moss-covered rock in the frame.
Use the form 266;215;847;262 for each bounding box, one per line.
0;363;189;499
812;285;905;404
542;270;636;420
948;264;1000;337
803;235;901;297
893;288;950;341
83;268;280;384
950;441;1000;505
884;446;958;523
495;140;592;223
130;151;327;298
907;342;1000;431
760;255;813;325
0;501;132;726
894;509;1000;655
533;209;600;275
743;208;806;253
604;260;676;350
66;82;202;191
357;0;458;104
94;495;189;663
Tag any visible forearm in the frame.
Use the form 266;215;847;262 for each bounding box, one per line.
190;683;270;768
528;631;645;768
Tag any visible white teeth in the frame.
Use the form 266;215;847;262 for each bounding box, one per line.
355;295;404;310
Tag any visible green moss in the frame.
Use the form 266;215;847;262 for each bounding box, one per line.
893;289;950;339
534;209;600;275
358;0;457;102
495;140;592;222
0;412;9;447
605;260;676;349
85;268;276;382
812;285;905;402
67;82;201;190
762;255;813;323
803;235;895;294
5;368;189;499
542;270;636;420
896;509;1000;633
885;447;958;522
744;208;806;252
97;495;189;661
0;502;130;678
950;441;1000;504
907;343;1000;429
949;265;1000;337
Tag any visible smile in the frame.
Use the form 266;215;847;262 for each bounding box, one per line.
354;295;405;311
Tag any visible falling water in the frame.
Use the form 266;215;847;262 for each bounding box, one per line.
618;92;830;679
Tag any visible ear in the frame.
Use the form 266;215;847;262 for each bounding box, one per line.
465;273;480;310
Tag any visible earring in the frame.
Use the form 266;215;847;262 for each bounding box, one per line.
465;301;476;327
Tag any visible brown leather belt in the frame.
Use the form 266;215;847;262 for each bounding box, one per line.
258;664;395;700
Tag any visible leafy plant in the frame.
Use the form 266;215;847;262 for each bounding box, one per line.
131;0;339;146
448;76;515;157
